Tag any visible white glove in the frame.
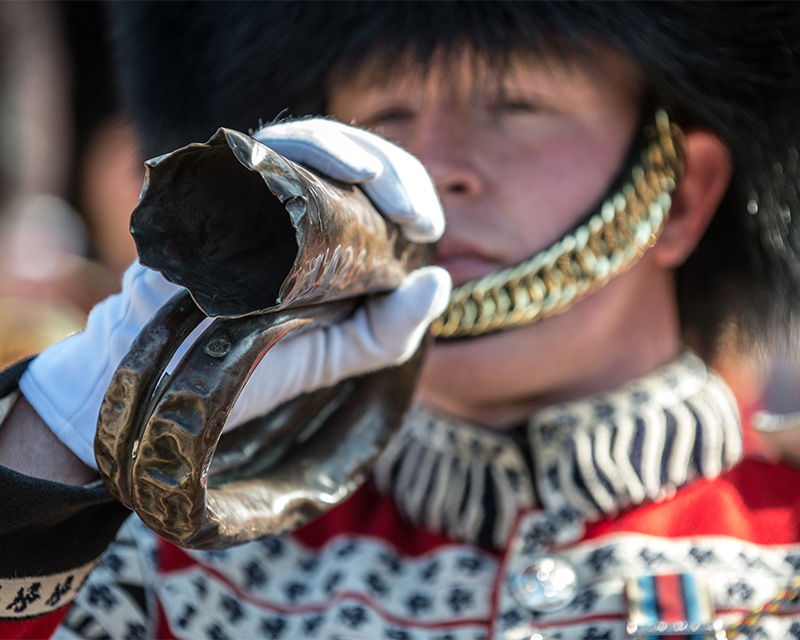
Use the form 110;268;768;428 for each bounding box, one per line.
254;118;444;243
19;262;182;468
20;118;450;469
228;265;450;428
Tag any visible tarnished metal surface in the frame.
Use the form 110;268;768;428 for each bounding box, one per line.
131;128;425;318
95;290;207;509
95;131;429;549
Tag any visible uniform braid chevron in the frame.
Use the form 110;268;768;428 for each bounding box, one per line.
375;351;742;548
527;351;743;520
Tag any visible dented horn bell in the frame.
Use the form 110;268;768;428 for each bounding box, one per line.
94;129;429;550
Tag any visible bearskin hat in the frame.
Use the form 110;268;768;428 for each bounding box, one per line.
109;1;800;356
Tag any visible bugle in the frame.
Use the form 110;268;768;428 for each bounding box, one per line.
94;129;429;549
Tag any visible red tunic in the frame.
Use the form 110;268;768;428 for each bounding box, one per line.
5;457;799;640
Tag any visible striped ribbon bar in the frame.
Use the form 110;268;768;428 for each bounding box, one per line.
626;573;726;639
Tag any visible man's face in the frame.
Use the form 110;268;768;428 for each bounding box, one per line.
330;50;670;427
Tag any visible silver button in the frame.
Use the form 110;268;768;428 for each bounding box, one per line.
509;554;579;613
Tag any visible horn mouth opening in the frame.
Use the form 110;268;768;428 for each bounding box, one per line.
131;133;299;317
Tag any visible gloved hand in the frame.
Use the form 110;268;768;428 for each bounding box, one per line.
253;118;444;243
228;265;450;428
19;118;450;469
19;262;182;468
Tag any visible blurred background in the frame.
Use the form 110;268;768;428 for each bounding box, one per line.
0;0;139;369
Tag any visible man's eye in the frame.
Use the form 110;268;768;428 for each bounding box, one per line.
360;107;415;128
495;99;539;114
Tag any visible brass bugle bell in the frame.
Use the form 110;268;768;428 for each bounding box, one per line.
94;129;430;549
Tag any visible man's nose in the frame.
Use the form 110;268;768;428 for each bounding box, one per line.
409;112;484;199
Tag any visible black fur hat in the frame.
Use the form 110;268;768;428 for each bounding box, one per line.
110;1;800;355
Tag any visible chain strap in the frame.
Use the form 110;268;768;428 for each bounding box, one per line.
430;110;686;340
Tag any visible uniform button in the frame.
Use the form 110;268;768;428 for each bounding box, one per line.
509;554;579;613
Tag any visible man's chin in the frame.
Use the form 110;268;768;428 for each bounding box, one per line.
417;333;540;429
419;329;526;405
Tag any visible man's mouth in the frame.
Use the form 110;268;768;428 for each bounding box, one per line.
434;234;503;286
436;254;503;287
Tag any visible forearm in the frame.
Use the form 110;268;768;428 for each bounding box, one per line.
0;453;130;620
0;394;96;486
0;358;130;620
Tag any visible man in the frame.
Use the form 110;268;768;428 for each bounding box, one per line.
2;2;800;638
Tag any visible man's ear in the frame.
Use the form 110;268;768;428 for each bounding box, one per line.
650;130;733;267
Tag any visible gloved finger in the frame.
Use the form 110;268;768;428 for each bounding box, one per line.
254;118;445;243
342;128;445;244
318;265;452;383
113;263;185;345
227;266;451;429
253;119;381;183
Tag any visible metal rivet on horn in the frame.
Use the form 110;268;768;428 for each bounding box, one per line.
205;336;231;358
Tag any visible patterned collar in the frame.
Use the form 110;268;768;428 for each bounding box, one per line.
373;351;743;549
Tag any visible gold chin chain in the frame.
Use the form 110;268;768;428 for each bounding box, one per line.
430;110;686;340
